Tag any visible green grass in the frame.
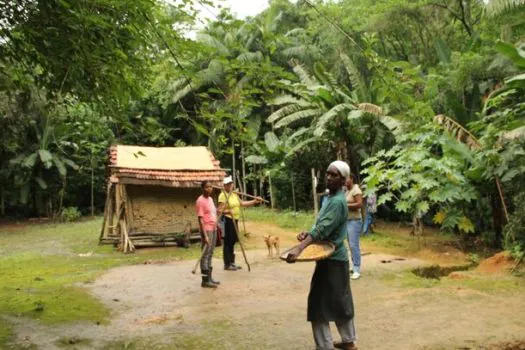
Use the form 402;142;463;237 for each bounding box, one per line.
0;318;11;346
243;207;315;232
0;217;202;348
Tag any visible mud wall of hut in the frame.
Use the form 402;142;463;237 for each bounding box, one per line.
127;185;201;234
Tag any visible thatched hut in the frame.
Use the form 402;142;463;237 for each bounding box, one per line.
99;145;225;253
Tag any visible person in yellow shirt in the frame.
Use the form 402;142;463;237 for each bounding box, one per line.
218;176;263;271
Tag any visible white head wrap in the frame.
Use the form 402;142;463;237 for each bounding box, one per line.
223;176;233;184
328;160;350;179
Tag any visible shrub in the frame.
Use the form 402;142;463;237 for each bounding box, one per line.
60;207;82;222
504;192;525;259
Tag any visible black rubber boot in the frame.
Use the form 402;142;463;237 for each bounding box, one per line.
201;271;217;288
209;267;220;285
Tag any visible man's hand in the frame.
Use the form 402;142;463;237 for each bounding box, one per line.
286;246;303;264
203;232;210;246
255;197;264;204
296;231;309;241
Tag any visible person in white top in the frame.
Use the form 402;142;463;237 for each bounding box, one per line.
345;174;363;280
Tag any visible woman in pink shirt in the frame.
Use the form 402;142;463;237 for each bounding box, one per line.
196;181;220;288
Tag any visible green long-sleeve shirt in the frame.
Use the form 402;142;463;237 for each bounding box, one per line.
309;188;349;261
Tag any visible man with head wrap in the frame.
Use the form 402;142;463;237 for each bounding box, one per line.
287;161;358;350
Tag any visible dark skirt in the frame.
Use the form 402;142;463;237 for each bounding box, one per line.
307;259;354;322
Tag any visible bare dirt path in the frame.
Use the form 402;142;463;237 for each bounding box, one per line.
8;222;525;350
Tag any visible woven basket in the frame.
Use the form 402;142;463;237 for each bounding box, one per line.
280;241;335;262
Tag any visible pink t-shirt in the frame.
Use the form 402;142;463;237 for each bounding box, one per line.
196;195;217;232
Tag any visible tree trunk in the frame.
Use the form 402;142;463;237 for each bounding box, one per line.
291;172;296;213
268;172;275;209
253;164;258;197
91;166;95;216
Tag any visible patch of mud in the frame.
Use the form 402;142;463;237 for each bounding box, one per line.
412;264;474;279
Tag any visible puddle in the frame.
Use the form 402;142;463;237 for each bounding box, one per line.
412;264;475;279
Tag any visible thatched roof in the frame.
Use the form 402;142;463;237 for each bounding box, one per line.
108;145;225;188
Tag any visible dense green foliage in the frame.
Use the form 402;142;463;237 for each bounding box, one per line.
1;0;524;250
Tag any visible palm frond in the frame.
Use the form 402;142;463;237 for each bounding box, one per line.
269;94;305;106
285;28;307;38
486;0;525;17
195;61;224;85
171;82;194;104
237;51;263;63
313;62;339;92
314;103;354;137
275;108;323;129
285;137;319;158
340;53;369;102
197;33;231;56
290;60;319;87
357;103;383;115
268;104;308;123
379;116;403;134
433;114;481;150
286;127;311;144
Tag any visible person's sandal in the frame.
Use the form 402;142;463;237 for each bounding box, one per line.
334;341;358;350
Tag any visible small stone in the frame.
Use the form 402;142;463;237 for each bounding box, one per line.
34;277;43;281
113;298;120;302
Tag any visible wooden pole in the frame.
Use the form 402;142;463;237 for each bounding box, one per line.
99;182;113;242
236;170;249;237
201;184;269;203
311;168;319;217
241;140;247;194
291;172;297;214
232;139;236;187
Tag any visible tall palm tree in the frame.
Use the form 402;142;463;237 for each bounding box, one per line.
486;0;525;17
267;59;399;171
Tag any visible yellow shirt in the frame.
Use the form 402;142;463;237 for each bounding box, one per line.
345;184;363;220
218;191;241;219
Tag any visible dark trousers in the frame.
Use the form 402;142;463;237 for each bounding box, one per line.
223;217;238;266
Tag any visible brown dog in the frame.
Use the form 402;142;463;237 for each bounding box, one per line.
263;235;280;257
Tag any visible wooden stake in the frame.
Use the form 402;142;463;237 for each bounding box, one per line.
311;168;319;217
232;138;236;187
99;182;113;242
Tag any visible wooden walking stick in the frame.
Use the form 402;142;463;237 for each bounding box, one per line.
232;218;251;272
191;243;208;275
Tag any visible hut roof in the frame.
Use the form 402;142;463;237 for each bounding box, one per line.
108;145;225;188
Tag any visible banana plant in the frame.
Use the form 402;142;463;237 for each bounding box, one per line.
9;114;78;215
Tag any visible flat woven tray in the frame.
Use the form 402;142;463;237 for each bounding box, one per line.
280;241;335;262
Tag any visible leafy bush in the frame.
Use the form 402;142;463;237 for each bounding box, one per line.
60;207;82;222
504;192;525;259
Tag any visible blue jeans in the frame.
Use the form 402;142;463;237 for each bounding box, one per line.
347;220;362;273
362;211;374;235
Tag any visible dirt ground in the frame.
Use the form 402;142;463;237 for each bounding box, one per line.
6;221;525;350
